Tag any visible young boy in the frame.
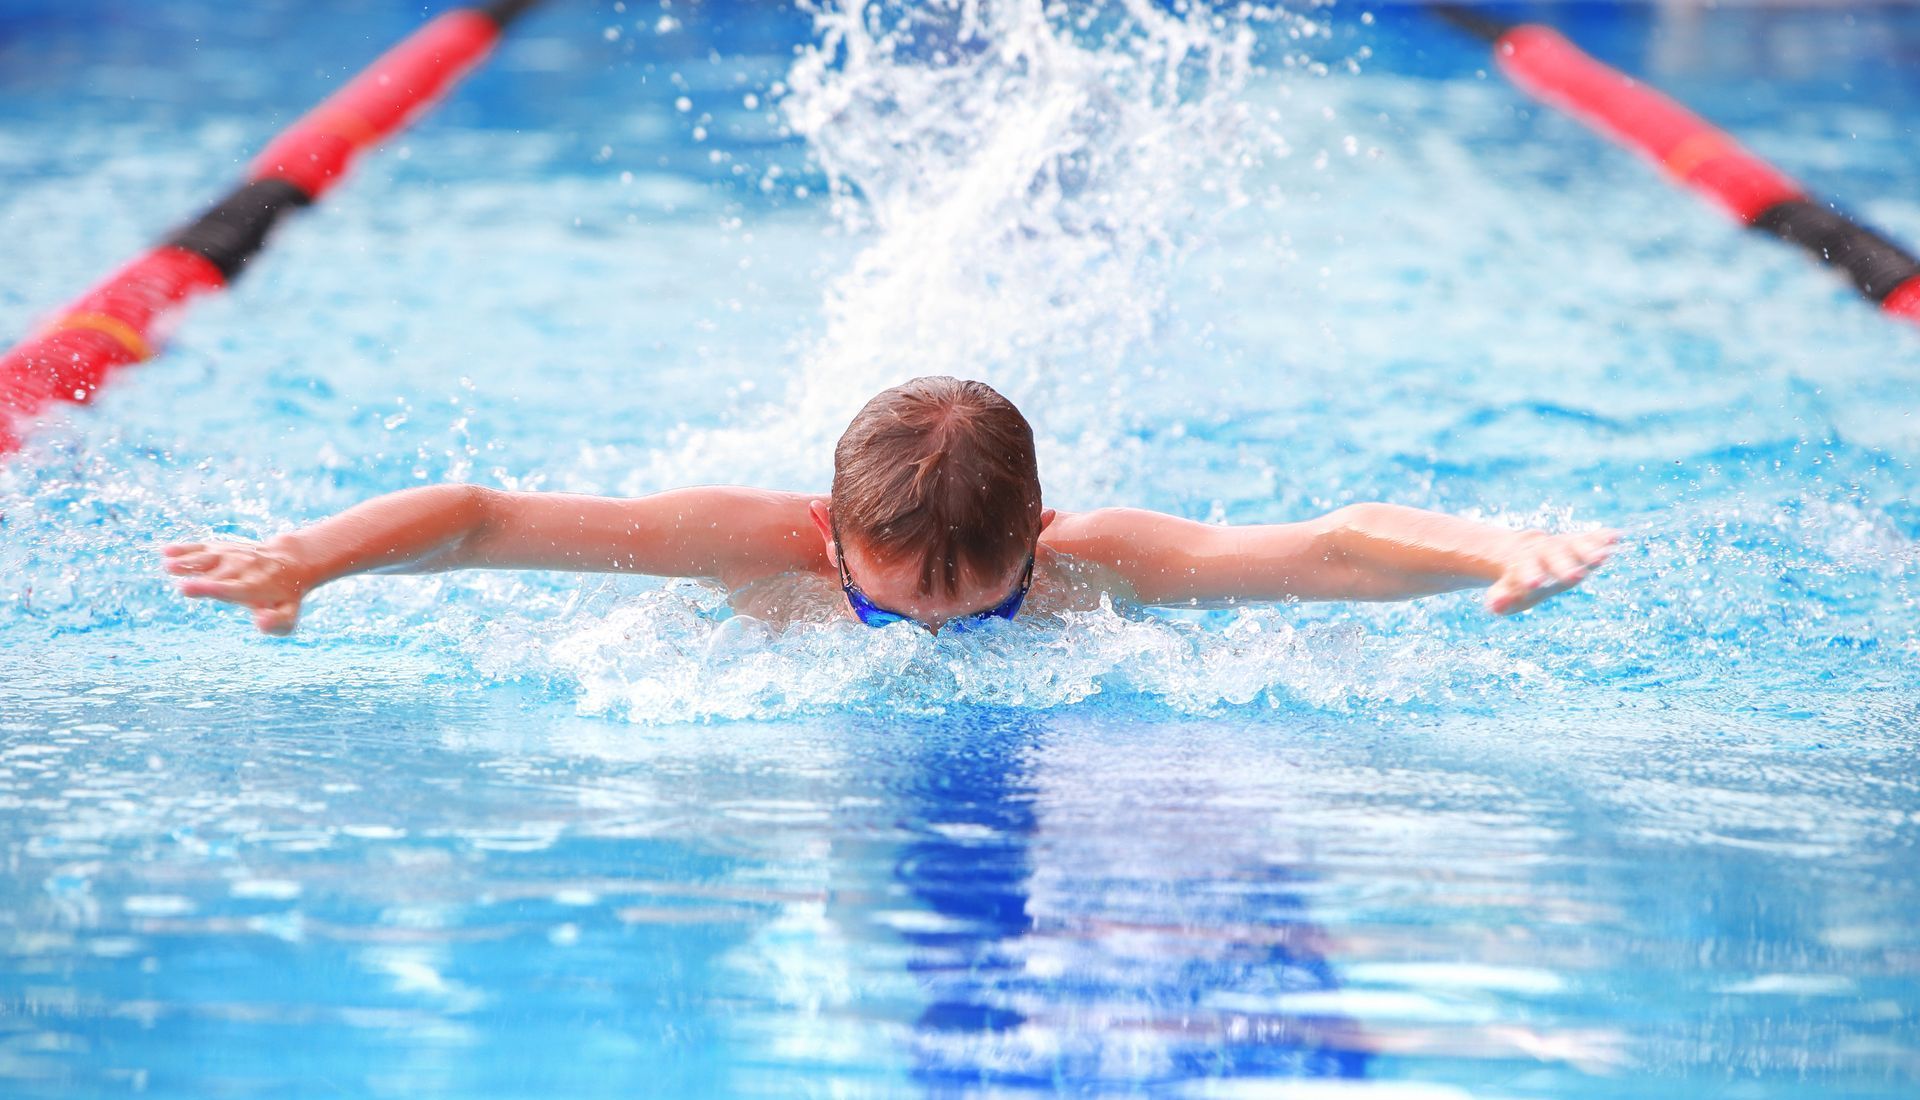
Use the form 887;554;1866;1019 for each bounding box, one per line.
164;376;1617;635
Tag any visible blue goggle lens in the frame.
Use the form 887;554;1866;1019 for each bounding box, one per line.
838;546;1032;631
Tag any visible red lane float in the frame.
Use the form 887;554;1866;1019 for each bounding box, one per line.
0;2;539;457
0;248;227;452
1493;25;1804;224
253;10;502;199
1432;5;1920;331
1884;278;1920;324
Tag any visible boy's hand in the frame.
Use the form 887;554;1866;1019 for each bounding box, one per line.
1485;529;1619;616
163;538;311;635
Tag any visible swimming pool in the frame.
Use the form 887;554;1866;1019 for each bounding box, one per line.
2;0;1917;1094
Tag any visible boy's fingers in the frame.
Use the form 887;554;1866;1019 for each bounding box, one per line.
1492;530;1621;616
253;602;299;636
165;552;219;574
1547;543;1587;583
1577;536;1616;570
1494;591;1534;615
162;543;205;556
1527;553;1554;588
1488;574;1530;615
179;578;253;601
207;558;252;582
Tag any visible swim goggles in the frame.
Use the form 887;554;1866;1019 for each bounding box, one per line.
834;529;1034;631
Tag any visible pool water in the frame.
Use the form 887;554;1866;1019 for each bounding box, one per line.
2;0;1917;1095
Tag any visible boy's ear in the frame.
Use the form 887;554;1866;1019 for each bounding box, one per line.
807;499;836;560
1039;508;1058;534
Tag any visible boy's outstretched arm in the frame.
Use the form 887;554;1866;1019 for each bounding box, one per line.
1048;503;1617;615
164;485;822;635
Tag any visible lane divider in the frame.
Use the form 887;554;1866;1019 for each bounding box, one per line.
1432;4;1920;329
0;0;544;454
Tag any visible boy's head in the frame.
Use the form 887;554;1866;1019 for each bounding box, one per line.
809;376;1051;627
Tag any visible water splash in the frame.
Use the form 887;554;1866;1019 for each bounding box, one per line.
637;0;1297;501
461;579;1544;724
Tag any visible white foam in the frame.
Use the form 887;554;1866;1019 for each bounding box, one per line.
469;585;1541;724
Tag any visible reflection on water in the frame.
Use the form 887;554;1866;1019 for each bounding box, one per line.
5;687;1915;1097
883;712;1367;1087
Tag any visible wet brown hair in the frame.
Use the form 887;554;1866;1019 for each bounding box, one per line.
831;376;1043;595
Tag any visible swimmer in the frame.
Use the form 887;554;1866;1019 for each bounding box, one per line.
162;376;1618;635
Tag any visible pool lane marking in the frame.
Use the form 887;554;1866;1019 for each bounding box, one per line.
1429;5;1920;329
51;314;153;362
0;0;544;456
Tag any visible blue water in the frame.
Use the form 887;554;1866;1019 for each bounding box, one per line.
3;0;1918;1095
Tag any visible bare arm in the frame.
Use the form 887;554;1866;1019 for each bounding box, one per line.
164;484;823;634
1045;503;1616;615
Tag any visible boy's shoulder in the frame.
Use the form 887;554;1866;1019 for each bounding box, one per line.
1040;507;1169;554
639;486;828;587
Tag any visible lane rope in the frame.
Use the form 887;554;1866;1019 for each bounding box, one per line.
1431;4;1920;329
0;0;543;454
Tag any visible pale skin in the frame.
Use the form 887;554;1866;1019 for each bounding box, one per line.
161;484;1618;636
